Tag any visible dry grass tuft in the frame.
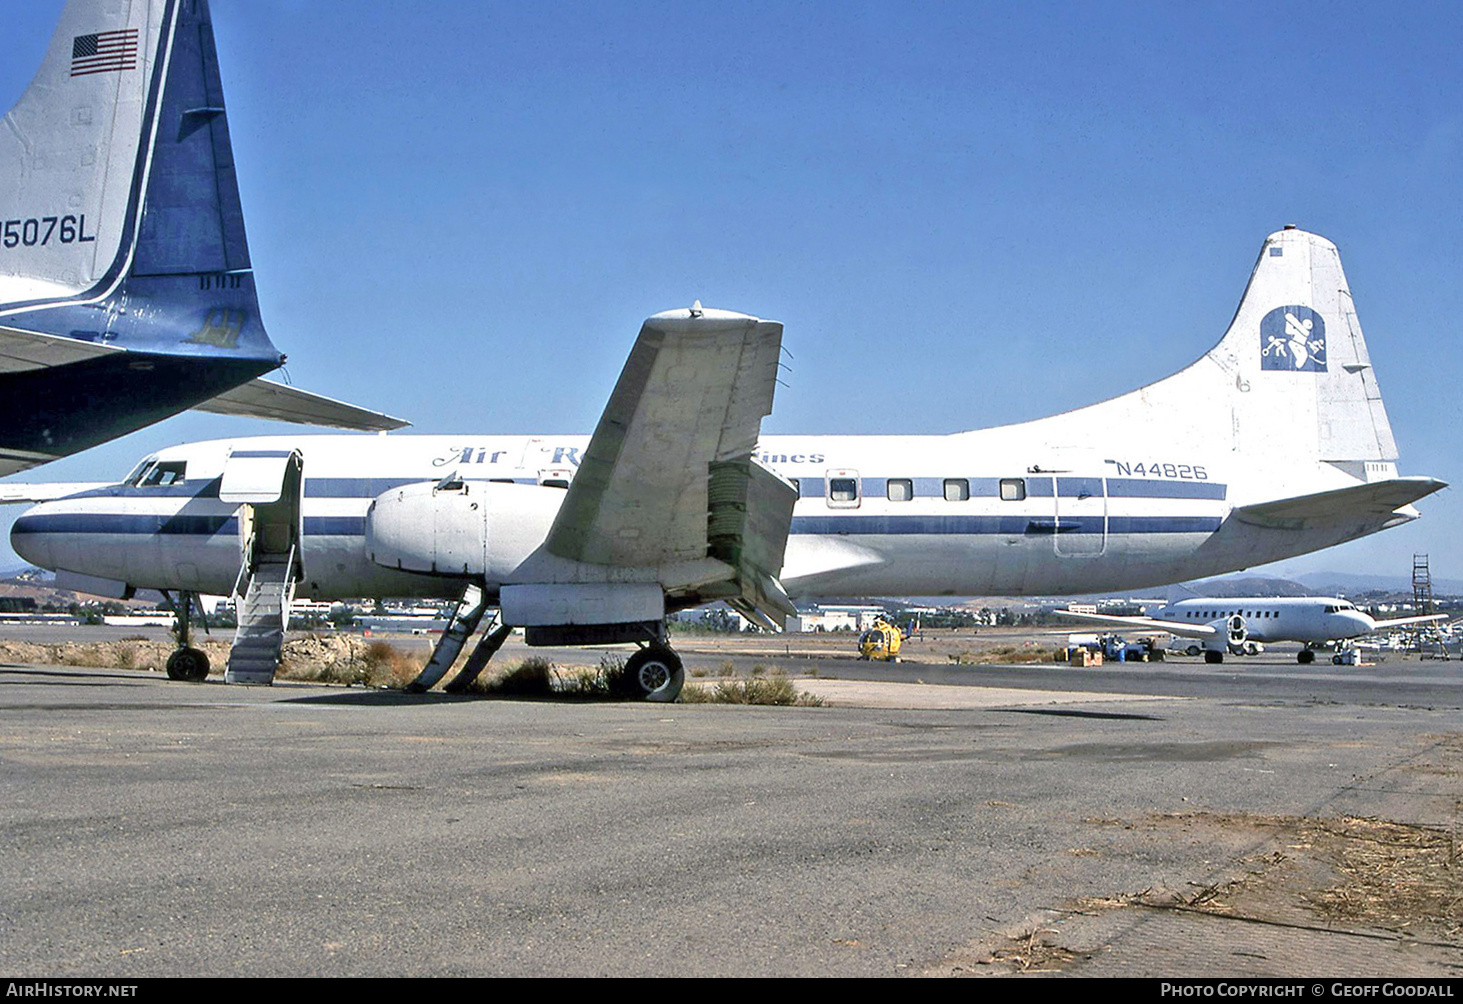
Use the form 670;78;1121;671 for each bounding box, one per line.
278;634;417;687
680;669;824;706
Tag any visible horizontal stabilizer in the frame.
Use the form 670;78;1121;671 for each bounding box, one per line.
1231;477;1446;530
0;325;119;373
193;378;409;431
0;482;110;504
1056;609;1217;639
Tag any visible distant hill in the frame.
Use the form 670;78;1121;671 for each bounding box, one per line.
1289;571;1463;596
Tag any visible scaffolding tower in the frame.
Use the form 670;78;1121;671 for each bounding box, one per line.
1408;554;1447;658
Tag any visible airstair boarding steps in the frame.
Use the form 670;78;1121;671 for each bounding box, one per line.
225;560;296;685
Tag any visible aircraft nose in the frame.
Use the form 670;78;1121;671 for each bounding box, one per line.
10;504;56;570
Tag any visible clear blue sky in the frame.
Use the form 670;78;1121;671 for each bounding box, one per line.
3;1;1461;585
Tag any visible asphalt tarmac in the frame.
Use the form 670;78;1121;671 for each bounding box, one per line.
0;656;1459;977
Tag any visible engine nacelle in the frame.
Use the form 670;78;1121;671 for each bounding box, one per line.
1225;613;1248;652
364;480;560;578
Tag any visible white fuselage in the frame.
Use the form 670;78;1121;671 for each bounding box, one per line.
9;430;1398;604
1154;597;1377;644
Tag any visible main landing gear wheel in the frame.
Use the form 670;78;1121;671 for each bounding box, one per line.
1203;650;1224;664
1297;649;1316;665
620;646;684;703
166;647;210;682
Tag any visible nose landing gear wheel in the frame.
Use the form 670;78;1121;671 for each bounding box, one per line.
166;647;210;682
620;646;684;702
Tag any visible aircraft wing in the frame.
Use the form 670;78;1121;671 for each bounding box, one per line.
193;378;409;431
0;482;110;504
0;325;120;372
1056;608;1218;639
1231;477;1446;530
1369;613;1450;631
544;306;795;626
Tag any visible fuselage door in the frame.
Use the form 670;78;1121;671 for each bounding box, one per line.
221;448;305;581
1054;476;1107;556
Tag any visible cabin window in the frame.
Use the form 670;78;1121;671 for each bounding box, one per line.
825;469;861;509
886;479;913;502
999;478;1026;501
944;478;969;502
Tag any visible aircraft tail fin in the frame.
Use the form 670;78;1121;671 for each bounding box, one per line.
1208;225;1398;466
0;0;276;366
1021;227;1408;483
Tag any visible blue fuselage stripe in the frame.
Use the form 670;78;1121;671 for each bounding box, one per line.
15;511;1222;539
787;515;1221;535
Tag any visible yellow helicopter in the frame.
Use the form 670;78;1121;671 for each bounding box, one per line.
858;615;916;662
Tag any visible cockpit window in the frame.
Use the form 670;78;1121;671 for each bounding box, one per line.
123;457;157;486
127;459;187;486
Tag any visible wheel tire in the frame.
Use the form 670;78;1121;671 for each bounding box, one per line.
1185;645;1201;657
1203;650;1224;664
1332;654;1344;665
621;646;684;703
1297;649;1315;665
166;647;210;682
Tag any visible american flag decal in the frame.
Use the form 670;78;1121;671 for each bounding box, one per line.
70;29;140;77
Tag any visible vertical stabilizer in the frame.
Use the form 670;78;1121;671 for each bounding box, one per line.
0;0;274;368
0;0;169;305
1015;227;1399;479
1210;226;1397;464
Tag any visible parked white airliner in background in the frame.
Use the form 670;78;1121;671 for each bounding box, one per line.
1058;597;1447;664
4;227;1447;700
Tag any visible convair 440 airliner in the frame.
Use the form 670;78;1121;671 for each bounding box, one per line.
1060;596;1447;665
8;227;1446;700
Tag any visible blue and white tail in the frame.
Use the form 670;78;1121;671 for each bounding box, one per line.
0;0;276;360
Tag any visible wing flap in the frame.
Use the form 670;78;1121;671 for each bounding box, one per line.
193;378;409;431
707;458;798;628
1231;477;1446;530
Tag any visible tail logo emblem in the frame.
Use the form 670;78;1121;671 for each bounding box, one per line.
184;309;246;348
1260;305;1326;372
